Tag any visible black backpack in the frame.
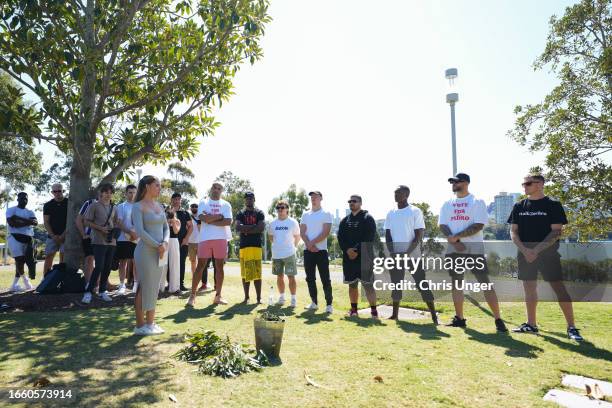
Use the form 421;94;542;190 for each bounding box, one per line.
36;263;86;294
36;264;65;294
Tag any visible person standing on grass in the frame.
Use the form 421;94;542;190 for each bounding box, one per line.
268;200;301;307
76;195;96;285
439;173;507;332
235;192;266;304
82;183;119;304
508;173;583;342
6;192;37;292
116;184;139;295
337;194;379;318
187;182;232;307
163;208;181;293
384;185;438;324
42;183;67;275
169;193;193;291
300;191;334;313
132;175;169;335
187;203;201;286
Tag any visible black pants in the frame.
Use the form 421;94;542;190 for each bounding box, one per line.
179;244;188;287
389;264;434;303
86;245;116;293
304;250;333;306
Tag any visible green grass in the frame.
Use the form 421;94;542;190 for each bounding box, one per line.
1;263;611;407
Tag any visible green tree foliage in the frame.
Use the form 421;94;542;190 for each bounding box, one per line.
508;0;611;238
268;184;309;220
0;74;42;200
412;202;444;255
0;0;270;267
161;162;198;206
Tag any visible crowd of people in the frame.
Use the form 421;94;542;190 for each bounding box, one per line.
4;172;583;341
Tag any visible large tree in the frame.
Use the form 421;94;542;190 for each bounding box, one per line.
214;170;252;218
508;0;611;239
0;0;270;267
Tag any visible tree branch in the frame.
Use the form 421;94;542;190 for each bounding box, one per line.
98;144;155;184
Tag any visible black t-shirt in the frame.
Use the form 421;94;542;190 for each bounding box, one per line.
236;208;265;248
172;209;191;242
43;198;68;235
507;197;567;248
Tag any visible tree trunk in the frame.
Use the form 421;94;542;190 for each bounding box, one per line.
64;0;98;271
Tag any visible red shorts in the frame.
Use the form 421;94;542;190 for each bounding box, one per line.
198;239;227;259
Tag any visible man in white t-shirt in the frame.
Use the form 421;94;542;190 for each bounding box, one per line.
187;203;201;281
6;192;38;292
300;191;334;313
187;183;232;306
115;184;139;295
268;199;301;307
439;173;507;332
384;185;437;323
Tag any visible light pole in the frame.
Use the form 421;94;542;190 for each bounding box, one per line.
445;68;459;175
136;168;142;182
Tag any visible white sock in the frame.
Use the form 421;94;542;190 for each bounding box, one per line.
22;275;30;284
12;276;20;286
278;292;285;299
291;294;296;300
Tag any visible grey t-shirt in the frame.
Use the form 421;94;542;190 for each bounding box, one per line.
85;201;118;246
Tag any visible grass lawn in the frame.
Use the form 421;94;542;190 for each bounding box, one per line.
0;262;610;407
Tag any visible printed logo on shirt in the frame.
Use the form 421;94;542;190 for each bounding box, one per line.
518;211;548;216
451;202;471;222
244;213;257;225
275;226;289;231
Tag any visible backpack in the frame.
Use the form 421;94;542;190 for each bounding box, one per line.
36;264;65;294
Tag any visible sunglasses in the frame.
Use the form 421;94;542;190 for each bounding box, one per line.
449;180;465;185
52;190;64;193
276;206;288;210
347;200;359;204
522;181;541;187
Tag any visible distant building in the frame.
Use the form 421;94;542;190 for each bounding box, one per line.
494;192;520;224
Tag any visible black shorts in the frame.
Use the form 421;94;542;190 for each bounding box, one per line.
342;258;373;284
517;250;563;282
447;253;490;282
82;238;93;257
116;241;137;260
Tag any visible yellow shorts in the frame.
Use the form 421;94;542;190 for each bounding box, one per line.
239;247;262;282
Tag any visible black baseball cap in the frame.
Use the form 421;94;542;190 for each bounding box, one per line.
244;191;255;198
308;191;322;198
448;173;470;183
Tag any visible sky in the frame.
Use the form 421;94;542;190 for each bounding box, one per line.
7;0;578;220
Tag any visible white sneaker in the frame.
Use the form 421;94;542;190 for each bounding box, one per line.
132;282;139;293
325;305;333;314
148;323;164;334
116;284;126;296
22;280;33;291
276;296;286;306
305;302;318;311
290;298;297;308
100;292;112;302
10;283;23;293
186;295;195;307
133;325;153;336
82;292;92;304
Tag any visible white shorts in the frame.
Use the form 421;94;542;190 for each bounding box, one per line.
8;235;28;258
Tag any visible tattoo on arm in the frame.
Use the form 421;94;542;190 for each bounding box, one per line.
454;223;484;238
439;224;452;237
534;227;562;253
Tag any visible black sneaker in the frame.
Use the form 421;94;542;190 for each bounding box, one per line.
495;318;509;332
512;322;539;333
446;315;466;327
567;327;583;342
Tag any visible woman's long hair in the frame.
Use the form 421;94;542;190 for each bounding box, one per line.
135;175;157;202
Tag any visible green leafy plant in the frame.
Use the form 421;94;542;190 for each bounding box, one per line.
173;330;268;378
